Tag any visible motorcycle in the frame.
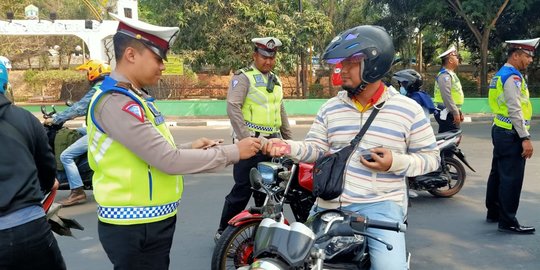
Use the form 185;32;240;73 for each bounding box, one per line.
408;129;475;197
41;104;93;190
42;180;85;236
237;169;407;270
211;158;316;270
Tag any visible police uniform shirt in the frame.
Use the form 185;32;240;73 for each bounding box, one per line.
227;64;292;140
436;73;460;114
500;63;530;138
92;71;240;174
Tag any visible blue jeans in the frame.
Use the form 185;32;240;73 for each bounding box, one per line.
60;130;87;190
311;201;407;270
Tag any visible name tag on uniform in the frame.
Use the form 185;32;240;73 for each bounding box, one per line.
254;74;266;87
146;101;165;125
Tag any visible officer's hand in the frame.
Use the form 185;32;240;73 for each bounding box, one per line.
453;112;462;125
43;118;54;126
192;137;223;149
263;138;288;157
522;140;533;159
237;137;262;159
360;147;393;172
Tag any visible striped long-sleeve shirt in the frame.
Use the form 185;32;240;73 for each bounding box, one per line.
286;88;440;208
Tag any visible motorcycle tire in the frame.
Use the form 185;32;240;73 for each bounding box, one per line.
428;157;466;197
211;221;260;270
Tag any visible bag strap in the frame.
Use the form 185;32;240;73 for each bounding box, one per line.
350;101;385;146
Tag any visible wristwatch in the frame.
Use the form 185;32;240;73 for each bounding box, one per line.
521;136;531;141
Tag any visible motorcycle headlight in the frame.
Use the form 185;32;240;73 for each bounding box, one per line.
258;162;281;185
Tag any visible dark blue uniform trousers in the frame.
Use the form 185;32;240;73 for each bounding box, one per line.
98;215;176;270
218;152;269;231
485;125;527;227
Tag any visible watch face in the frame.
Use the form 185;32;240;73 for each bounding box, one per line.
321;211;342;222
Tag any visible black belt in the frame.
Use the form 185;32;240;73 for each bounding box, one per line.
253;132;281;139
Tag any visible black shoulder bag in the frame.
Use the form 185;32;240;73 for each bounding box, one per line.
312;102;384;200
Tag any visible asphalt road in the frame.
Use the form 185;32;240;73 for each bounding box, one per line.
55;121;540;270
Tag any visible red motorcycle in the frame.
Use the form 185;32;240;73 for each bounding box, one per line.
211;159;315;270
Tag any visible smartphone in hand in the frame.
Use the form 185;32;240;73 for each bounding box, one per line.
360;148;383;162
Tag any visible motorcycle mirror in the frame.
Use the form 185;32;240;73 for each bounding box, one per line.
249;168;263;190
40;105;48;116
51;105;57;115
65;100;74;107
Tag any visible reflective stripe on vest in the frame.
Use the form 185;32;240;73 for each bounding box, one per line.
433;68;464;105
488;66;532;130
98;202;179;220
87;76;183;225
240;68;283;133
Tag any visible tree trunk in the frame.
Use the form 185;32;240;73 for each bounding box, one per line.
479;31;491;96
300;51;308;98
296;58;300;98
417;31;423;73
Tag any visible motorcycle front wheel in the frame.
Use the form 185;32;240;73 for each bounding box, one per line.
211;221;260;270
428;157;466;197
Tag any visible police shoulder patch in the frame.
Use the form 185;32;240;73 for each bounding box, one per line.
122;101;145;122
232;79;239;88
513;77;522;89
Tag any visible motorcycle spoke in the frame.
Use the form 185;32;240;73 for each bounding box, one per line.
222;224;258;269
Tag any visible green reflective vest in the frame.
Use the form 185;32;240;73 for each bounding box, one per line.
240;67;283;133
434;68;464;106
87;77;183;225
488;65;532;130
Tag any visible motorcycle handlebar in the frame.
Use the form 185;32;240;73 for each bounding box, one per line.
351;216;407;233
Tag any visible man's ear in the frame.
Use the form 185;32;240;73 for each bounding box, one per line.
123;47;137;63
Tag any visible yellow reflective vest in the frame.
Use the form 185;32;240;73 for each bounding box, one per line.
240;67;283;133
87;76;183;225
434;68;464;106
488;65;532;130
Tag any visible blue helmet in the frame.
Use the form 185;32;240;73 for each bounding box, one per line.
0;62;8;94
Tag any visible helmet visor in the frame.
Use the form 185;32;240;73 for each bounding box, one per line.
325;52;365;65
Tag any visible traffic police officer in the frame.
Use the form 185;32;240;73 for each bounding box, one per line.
485;38;538;234
87;14;261;269
433;46;464;133
215;37;292;241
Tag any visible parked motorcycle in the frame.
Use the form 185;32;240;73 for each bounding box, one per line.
42;180;84;236
408;129;475;197
211;158;316;270
237;169;407;270
41;104;93;190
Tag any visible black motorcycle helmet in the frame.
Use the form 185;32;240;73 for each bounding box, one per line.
322;25;395;96
392;69;423;93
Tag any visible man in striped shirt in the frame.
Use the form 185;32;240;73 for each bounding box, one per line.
264;26;440;269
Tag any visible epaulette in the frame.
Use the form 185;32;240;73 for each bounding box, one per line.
115;81;145;96
235;66;253;75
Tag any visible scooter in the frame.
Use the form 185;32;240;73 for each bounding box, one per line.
42;180;84;236
237;169;407;270
41;104;93;190
408;129;475;197
211;158;315;270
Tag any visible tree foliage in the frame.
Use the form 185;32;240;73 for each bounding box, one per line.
139;0;332;75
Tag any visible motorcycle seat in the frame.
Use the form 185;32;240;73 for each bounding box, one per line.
435;129;462;141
